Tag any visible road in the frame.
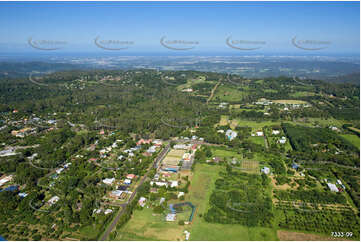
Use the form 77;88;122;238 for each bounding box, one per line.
99;144;170;241
207;80;221;104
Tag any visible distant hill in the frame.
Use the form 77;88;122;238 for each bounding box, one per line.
0;62;86;78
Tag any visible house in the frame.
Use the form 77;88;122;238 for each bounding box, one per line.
104;209;113;215
182;88;193;92
256;131;264;136
166;213;176;221
138;197;147;207
93;208;102;214
278;136;287;144
18;192;28;198
64;162;71;169
261;167;270;175
0;175;13;186
109;190;123;199
151;181;168;187
217;130;224;133
48;196;60;205
327;183;339;192
103;178;115;185
170;181;178;188
225;129;237;141
153;139;163;146
126;174;136;180
136;139;152;146
330;126;339;131
178;191;185;198
182;153;191;161
124;179;132;185
184;230;190;241
173;144;189;150
272;130;280;135
212;157;221;164
337;179;343;185
291;163;299;170
55;168;64;174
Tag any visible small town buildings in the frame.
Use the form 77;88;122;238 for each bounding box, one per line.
272;130;280;135
151;181;168;187
159;197;165;205
261;167;270;175
153;139;163;146
256;131;264;136
337;179;343;185
327;183;339;192
103;178;115;185
124;179;132;185
173;144;189;150
217;129;224;133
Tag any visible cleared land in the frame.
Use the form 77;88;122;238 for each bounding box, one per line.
272;99;308;104
213;86;247;102
162;149;185;166
341;134;360;149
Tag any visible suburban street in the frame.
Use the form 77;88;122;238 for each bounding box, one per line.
99;144;170;241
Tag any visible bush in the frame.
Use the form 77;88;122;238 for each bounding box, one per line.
178;220;185;225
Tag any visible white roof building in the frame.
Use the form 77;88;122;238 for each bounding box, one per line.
55;168;64;174
278;137;287;144
272;130;280;135
327;183;339;192
170;181;178;188
124;179;132;185
48;196;60;205
166;213;176;221
261;167;270;174
178;191;185;198
256;131;264;136
104;209;113;215
225;129;237;141
103;178;115;185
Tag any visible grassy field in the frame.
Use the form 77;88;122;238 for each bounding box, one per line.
272;100;308;104
213;86;247;102
290;91;316;98
188;163;278;241
341;134;360;149
114;207;186;241
249;136;265;146
211;147;244;160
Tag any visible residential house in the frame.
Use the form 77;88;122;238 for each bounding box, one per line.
103;178;115;185
138;197;147;207
327;183;339;192
261;167;270;175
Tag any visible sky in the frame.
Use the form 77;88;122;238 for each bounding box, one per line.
0;1;359;55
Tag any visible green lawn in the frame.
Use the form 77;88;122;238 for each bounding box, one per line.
213;86;247;102
249;136;265;146
341;134;360;149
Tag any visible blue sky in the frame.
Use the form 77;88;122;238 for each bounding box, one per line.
0;1;359;55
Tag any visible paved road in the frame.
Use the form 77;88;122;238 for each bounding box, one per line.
99;144;170;241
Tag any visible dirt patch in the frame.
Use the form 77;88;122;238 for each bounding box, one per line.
270;176;296;190
277;230;352;241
